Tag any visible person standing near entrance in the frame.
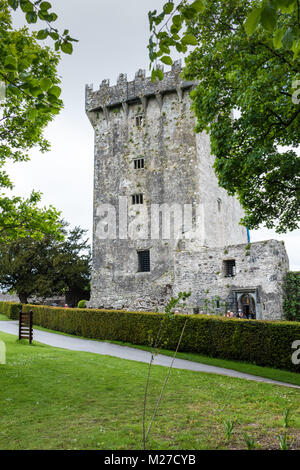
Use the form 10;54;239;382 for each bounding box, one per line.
249;310;255;319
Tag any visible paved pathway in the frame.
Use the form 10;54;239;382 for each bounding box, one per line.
0;320;299;389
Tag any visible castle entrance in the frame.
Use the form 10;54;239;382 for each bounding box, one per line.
239;293;256;319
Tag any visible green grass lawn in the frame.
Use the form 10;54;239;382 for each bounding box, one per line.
0;313;299;386
0;314;10;321
0;314;300;385
21;322;300;387
0;331;299;450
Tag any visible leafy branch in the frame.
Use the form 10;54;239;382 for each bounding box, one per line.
7;0;78;54
148;0;300;81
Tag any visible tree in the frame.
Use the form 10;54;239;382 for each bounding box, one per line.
245;0;300;57
52;225;91;306
148;0;300;233
0;223;91;304
0;0;76;239
0;192;61;239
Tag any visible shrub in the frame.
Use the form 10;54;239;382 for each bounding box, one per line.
6;303;298;372
0;301;21;320
77;300;88;309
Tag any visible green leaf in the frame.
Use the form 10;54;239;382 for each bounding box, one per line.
7;0;19;10
182;34;198;46
20;0;34;13
4;55;18;71
272;0;295;7
170;24;180;35
36;29;49;40
40;78;52;91
50;106;60;115
27;108;38;121
151;68;164;81
35;102;49;111
30;87;42;97
260;5;277;32
49;31;59;40
148;10;157;31
40;1;52;10
26;11;37;23
47;93;59;105
148;35;157;62
175;42;183;53
190;0;205;13
273;28;285;49
161;55;173;65
47;12;58;22
156;68;164;81
154;12;166;26
48;86;61;98
181;6;197;20
291;39;300;59
282;27;294;49
172;15;182;27
163;2;174;14
61;41;73;54
276;0;297;13
151;69;157;82
38;10;48;20
244;8;262;37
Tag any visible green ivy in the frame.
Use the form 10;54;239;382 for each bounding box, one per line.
283;272;300;321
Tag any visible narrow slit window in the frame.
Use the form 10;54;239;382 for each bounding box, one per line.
131;194;143;205
224;260;236;277
134;158;144;170
136;115;144;127
138;250;150;272
217;198;222;212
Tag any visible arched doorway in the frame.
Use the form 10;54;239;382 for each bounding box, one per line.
239;293;256;319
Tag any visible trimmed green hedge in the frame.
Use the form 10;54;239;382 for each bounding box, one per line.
0;301;21;320
1;301;299;372
8;303;298;373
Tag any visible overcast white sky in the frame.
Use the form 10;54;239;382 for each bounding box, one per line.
5;0;300;270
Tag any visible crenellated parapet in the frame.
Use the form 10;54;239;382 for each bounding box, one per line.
85;60;194;114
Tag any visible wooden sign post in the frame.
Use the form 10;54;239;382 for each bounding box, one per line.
18;310;33;344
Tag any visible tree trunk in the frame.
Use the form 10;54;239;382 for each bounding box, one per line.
18;293;28;304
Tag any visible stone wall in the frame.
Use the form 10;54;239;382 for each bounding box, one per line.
0;293;65;307
88;83;197;310
195;132;247;247
173;239;289;320
0;293;19;302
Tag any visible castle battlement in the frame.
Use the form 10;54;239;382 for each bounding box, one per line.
85;60;194;113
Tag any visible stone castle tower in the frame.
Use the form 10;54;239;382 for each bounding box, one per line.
86;62;289;319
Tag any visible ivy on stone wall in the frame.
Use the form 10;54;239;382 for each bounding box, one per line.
283;272;300;322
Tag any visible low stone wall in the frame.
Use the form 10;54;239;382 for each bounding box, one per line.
0;293;65;307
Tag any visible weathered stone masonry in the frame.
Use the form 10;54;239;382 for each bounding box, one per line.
174;239;289;320
86;62;289;319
